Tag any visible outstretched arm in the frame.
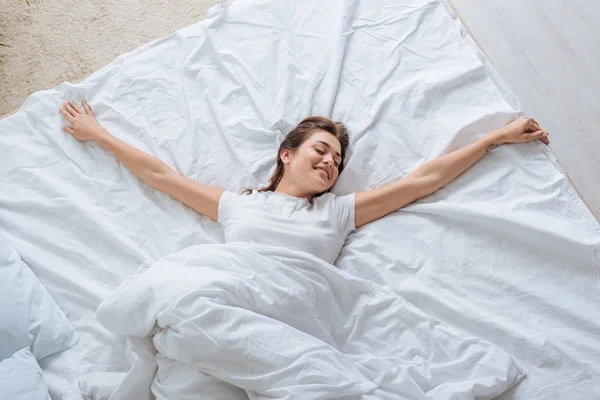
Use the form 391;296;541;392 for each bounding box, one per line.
354;117;549;229
59;99;224;221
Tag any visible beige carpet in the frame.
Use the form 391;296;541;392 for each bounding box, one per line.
0;0;224;117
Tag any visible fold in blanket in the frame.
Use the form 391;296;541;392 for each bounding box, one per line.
94;243;524;400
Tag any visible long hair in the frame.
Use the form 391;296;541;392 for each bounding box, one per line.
243;116;349;196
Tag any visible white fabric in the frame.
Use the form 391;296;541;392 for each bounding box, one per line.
0;0;598;399
78;336;157;400
152;354;248;400
218;190;355;264
95;242;524;399
0;229;76;362
0;347;52;400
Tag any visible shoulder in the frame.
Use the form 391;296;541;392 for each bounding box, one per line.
313;192;356;233
218;189;261;224
220;189;261;204
312;192;355;216
313;192;354;205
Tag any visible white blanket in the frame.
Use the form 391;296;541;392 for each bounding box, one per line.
0;0;599;399
96;242;522;399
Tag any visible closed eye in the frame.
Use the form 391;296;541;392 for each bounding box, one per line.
315;148;340;168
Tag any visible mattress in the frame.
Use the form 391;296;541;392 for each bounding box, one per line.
0;0;599;398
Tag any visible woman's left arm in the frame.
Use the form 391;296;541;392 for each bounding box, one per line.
354;117;549;229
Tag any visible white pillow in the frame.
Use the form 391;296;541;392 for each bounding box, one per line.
0;229;76;361
0;347;51;400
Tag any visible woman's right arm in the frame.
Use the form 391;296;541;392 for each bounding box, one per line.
59;99;223;222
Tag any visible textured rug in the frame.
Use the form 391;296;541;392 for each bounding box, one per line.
0;0;223;117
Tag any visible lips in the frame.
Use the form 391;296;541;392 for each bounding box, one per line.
315;167;329;179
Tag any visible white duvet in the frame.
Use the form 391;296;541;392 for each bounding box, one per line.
96;242;522;399
0;0;599;399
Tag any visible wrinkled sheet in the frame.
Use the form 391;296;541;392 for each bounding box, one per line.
0;347;52;400
0;0;599;399
94;242;523;399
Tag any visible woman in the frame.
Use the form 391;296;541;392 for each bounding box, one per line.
59;99;549;265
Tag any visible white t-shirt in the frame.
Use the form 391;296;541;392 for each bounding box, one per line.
217;189;356;265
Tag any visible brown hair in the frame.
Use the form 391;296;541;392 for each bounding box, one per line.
243;116;349;196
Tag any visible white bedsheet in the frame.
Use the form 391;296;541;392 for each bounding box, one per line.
94;242;523;399
0;0;599;399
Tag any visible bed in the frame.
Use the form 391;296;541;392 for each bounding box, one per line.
0;0;599;399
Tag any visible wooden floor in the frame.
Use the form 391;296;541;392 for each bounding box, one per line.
449;0;600;221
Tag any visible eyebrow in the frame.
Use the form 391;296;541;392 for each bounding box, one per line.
315;140;342;160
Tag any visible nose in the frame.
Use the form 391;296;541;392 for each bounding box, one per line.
323;154;334;166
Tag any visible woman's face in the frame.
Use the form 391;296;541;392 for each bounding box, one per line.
280;130;342;195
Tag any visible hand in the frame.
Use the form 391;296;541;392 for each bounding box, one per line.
496;116;550;146
59;99;105;142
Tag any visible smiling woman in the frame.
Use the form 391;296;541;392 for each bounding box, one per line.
244;116;349;200
58;98;549;256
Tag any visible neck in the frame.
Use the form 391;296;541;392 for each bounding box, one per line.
274;179;313;201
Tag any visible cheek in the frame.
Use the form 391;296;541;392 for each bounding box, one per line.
305;152;321;166
294;154;313;174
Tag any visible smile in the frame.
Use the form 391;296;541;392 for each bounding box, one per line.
315;167;329;179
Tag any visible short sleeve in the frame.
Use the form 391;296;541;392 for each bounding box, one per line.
332;192;356;236
217;190;242;227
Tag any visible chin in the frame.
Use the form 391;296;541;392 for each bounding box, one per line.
311;176;332;194
316;185;331;194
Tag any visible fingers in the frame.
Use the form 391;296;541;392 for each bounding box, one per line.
59;98;92;123
82;99;94;116
63;101;79;117
526;118;540;132
62;124;75;135
530;118;541;131
68;100;84;114
505;116;551;146
529;129;549;143
538;130;550;146
59;107;74;123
